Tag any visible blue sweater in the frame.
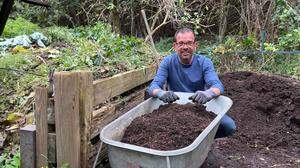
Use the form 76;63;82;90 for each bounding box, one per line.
148;53;224;96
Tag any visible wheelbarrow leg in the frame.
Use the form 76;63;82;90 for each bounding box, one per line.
93;141;103;168
166;156;171;168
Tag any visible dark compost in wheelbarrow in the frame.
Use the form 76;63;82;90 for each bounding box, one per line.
121;103;216;150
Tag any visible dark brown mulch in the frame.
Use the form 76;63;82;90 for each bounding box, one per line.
202;72;300;168
121;103;216;150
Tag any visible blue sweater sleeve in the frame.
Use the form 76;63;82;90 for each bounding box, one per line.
203;58;224;94
147;57;170;96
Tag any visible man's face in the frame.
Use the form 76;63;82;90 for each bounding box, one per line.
173;31;197;64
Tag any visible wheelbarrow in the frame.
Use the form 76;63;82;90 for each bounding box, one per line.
96;92;232;168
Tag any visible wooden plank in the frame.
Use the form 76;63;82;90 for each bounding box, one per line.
34;87;48;168
78;71;93;168
48;133;56;165
92;105;115;118
91;105;116;140
91;86;146;141
20;125;36;168
93;65;156;106
54;72;80;168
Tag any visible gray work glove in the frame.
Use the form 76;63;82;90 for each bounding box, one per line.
156;91;179;103
189;89;217;104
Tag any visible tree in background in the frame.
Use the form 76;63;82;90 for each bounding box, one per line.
9;0;300;47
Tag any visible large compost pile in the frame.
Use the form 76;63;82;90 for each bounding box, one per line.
202;71;300;168
121;103;216;150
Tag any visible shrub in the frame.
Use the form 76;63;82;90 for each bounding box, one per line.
2;17;40;37
278;28;300;50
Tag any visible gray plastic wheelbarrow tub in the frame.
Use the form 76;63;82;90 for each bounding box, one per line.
100;92;232;168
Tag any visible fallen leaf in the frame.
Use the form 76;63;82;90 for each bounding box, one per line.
5;124;19;132
11;46;28;54
6;113;23;123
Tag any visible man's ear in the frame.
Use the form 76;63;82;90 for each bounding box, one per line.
194;41;198;48
173;42;178;51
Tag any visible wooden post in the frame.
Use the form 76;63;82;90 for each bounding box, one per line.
34;87;48;167
110;0;121;33
20;125;36;168
78;71;93;168
54;72;80;168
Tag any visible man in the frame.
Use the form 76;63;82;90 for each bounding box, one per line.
147;28;236;138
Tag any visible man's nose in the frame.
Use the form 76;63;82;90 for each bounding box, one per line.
182;46;189;50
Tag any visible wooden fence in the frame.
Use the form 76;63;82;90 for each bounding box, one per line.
20;65;157;168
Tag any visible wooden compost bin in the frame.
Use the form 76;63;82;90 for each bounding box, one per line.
20;65;157;168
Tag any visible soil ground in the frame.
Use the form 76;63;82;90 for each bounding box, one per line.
121;103;215;150
96;71;300;168
201;72;300;168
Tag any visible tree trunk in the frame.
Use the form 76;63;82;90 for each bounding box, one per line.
130;8;135;36
218;0;228;42
110;0;121;34
0;0;14;36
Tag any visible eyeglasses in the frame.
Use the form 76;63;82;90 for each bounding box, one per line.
175;41;195;47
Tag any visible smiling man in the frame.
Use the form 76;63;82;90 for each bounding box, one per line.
147;28;236;138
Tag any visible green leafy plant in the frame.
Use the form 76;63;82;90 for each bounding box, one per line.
223;36;241;52
272;0;300;50
261;54;300;76
44;26;76;45
273;1;300;34
278;28;300;50
264;43;278;51
0;145;20;168
242;35;258;50
2;17;41;37
74;22;155;71
155;37;174;54
0;52;48;116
